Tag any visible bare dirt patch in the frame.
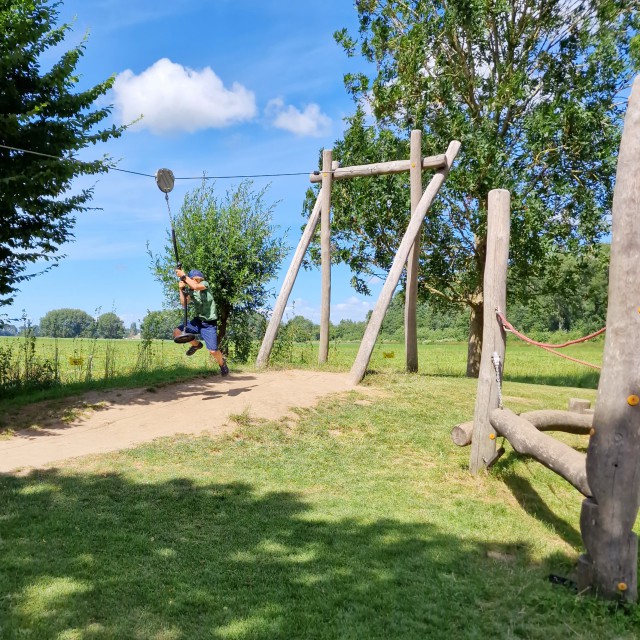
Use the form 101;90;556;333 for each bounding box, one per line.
0;370;359;473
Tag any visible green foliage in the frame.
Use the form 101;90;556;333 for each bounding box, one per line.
0;326;58;397
95;312;126;339
508;245;610;334
149;180;288;351
39;308;96;338
314;1;639;371
0;0;125;306
140;309;182;341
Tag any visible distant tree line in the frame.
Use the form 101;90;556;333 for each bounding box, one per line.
1;309;136;339
0;246;609;344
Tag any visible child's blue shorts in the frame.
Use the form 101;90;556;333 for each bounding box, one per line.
179;317;218;351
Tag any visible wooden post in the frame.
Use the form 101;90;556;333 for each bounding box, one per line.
318;149;333;364
578;76;640;602
349;140;461;385
470;189;510;474
256;190;323;368
405;130;422;373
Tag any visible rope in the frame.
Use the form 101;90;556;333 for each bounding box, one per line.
497;311;602;371
497;312;605;348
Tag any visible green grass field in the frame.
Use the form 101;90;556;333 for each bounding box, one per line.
1;336;635;639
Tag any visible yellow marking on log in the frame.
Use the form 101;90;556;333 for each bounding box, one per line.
489;433;496;440
618;582;628;591
627;395;639;406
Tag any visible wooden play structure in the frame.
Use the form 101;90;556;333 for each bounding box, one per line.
255;132;461;384
454;78;640;602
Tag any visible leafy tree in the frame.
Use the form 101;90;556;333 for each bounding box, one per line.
95;312;125;339
283;315;318;341
508;244;610;334
0;0;125;306
333;319;366;341
0;323;18;336
140;310;181;341
314;0;639;375
149;180;288;356
39;308;95;338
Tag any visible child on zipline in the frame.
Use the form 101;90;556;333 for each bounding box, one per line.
173;268;229;376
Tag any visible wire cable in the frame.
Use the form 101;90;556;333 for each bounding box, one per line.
0;142;318;181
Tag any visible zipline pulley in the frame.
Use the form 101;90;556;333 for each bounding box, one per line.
155;168;196;345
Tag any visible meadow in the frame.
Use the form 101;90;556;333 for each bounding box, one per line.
2;334;636;640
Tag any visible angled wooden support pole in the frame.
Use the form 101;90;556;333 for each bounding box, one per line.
349;140;461;385
578;76;640;603
256;190;323;368
470;189;510;474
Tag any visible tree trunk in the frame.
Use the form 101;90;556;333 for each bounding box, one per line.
466;297;483;378
218;308;228;345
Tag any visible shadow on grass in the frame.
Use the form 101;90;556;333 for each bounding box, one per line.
499;468;583;549
504;372;600;390
0;469;605;640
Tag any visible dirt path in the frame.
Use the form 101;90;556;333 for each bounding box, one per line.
0;370;355;474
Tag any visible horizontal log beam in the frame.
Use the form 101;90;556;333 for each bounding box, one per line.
452;410;593;446
490;408;591;497
309;154;447;183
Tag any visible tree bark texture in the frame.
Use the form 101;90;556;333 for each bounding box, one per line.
578;76;640;603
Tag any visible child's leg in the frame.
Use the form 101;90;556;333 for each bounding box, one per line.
200;324;229;375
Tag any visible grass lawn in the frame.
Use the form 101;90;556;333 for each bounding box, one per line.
0;339;638;639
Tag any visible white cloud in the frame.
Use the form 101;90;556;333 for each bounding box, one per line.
113;58;257;134
266;98;331;137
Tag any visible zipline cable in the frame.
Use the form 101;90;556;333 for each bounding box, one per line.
0;142;316;180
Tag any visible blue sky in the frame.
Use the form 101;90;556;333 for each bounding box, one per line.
4;0;383;329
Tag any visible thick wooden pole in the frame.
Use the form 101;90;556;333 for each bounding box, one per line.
318;149;333;364
256;191;323;368
490;409;591;497
470;190;510;474
405;130;422;373
349;140;461;385
578;76;640;602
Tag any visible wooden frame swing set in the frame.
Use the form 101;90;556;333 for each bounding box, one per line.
255;131;461;385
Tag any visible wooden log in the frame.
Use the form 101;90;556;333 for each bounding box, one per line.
470;190;510;474
319;150;333;364
308;154;446;183
256;190;323;368
349;140;461;385
490;408;591;497
405;129;422;373
452;410;593;446
578;76;640;602
568;398;592;414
